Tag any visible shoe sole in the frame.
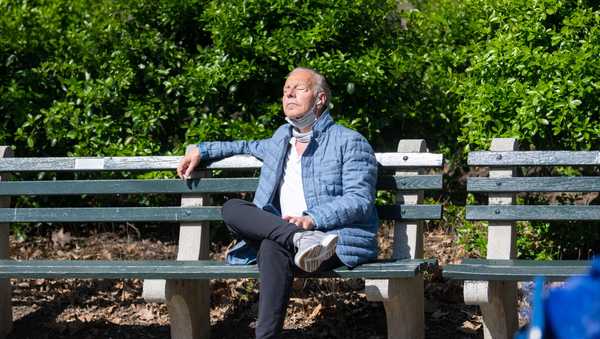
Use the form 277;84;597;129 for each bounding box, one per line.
294;234;338;272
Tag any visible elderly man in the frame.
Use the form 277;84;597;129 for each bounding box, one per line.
177;67;379;338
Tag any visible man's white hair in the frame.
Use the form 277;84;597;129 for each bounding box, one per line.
287;67;331;112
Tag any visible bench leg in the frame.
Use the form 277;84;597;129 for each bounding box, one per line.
165;279;210;339
142;279;166;302
365;276;425;339
480;281;518;339
465;280;518;339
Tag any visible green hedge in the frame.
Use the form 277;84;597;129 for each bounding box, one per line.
3;0;598;157
455;0;600;152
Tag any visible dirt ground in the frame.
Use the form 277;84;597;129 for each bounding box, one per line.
6;224;491;339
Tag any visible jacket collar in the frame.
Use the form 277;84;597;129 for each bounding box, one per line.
312;110;334;137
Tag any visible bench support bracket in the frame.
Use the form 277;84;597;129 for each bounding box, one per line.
365;139;427;339
143;145;211;339
166;279;210;339
365;277;424;339
463;138;519;339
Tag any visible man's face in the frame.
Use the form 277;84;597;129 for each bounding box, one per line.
282;70;319;118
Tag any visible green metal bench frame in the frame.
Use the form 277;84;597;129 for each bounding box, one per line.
443;138;596;339
0;140;442;339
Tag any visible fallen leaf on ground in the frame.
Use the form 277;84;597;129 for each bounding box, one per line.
459;320;482;334
52;228;72;247
138;307;155;321
308;303;322;320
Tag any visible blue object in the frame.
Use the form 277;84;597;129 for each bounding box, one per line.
226;240;257;265
516;258;600;339
545;258;600;339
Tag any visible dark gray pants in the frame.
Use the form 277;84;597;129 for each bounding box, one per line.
222;199;342;339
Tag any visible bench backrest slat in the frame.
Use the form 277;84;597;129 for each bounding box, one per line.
0;205;441;223
467;205;600;221
0;207;223;223
468;177;600;192
0;175;443;196
377;205;442;220
0;153;443;172
467;145;600;223
469;150;600;166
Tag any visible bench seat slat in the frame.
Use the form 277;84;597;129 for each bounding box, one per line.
443;259;590;281
0;175;442;196
467;205;600;221
0;259;435;279
0;153;443;172
0;205;442;223
468;151;600;166
469;177;600;192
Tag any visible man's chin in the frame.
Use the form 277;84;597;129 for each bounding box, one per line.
284;112;301;119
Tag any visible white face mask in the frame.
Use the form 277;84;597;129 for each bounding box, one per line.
285;98;319;131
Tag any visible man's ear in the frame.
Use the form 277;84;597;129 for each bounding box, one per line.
317;92;326;109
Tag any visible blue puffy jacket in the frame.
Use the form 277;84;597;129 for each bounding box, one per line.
198;111;379;267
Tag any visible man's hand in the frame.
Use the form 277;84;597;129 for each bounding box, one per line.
282;215;315;230
177;146;201;179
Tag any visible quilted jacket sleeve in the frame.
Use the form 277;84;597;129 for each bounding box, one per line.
305;135;378;230
198;139;269;161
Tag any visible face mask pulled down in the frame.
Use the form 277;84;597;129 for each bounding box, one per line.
286;99;319;143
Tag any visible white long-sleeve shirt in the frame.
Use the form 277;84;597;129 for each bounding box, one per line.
279;137;308;217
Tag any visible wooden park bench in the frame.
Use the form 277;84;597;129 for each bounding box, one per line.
0;139;442;339
443;138;592;339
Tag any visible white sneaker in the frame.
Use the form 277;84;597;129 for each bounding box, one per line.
293;231;338;272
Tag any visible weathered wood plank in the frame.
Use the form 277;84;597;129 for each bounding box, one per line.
467;205;600;221
443;259;589;281
0;259;434;279
377;205;441;220
0;153;443;172
469;177;600;192
0;156;187;172
0;178;260;195
0;207;223;223
0;205;441;223
383;175;443;191
0;175;442;196
469;151;600;166
376;152;443;168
